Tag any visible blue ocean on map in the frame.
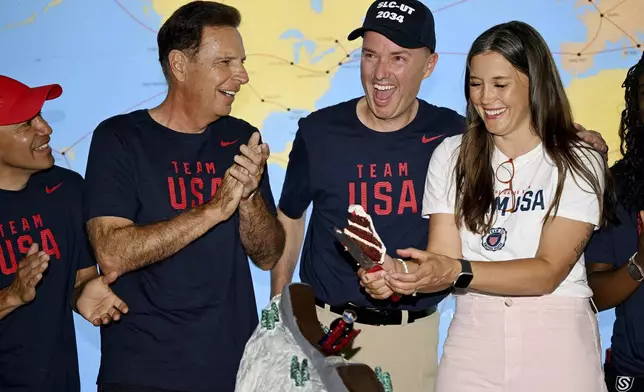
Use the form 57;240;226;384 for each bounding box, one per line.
1;0;641;389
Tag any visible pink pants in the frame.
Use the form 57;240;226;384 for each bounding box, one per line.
435;293;607;392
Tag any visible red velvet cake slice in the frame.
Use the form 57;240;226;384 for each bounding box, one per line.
343;204;386;265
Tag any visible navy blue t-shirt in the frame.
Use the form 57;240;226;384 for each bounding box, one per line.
83;110;277;392
0;166;95;391
279;97;464;311
586;163;644;376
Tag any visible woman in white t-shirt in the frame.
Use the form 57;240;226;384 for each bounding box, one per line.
367;21;615;391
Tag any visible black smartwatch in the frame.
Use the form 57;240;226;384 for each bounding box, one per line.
627;252;644;283
453;258;474;289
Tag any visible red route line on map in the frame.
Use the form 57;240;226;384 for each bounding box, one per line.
604;0;628;14
433;0;474;13
113;0;158;34
107;0;474;99
52;0;643;167
112;0;641;65
52;0;640;163
557;0;640;56
578;16;605;55
113;0;474;35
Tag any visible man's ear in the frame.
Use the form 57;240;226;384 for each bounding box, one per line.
168;49;190;83
423;51;439;79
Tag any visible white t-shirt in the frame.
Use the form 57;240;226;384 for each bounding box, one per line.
421;134;606;298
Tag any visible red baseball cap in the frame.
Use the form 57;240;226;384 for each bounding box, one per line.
0;75;62;126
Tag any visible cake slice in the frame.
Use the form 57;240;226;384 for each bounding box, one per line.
343;204;386;265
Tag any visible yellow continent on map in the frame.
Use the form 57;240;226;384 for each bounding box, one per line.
567;69;629;166
1;0;62;30
151;0;372;131
151;0;376;167
148;1;640;170
561;0;643;75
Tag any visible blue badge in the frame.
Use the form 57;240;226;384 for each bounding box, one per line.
482;227;507;251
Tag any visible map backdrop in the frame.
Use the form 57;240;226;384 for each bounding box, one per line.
1;0;642;390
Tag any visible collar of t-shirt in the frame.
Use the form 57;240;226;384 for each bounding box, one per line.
492;142;544;168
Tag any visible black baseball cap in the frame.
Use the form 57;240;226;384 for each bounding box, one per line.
348;0;436;52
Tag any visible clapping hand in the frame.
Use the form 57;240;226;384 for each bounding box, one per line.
230;132;270;199
7;243;49;306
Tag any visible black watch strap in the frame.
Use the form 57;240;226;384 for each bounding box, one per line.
453;258;474;289
459;258;472;274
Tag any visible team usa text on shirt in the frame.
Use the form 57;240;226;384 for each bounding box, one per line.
495;189;545;216
168;160;222;210
348;162;418;216
0;214;60;275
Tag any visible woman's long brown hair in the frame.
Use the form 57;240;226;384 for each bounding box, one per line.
453;21;615;234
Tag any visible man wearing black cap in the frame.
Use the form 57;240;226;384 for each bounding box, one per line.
347;0;437;52
0;74;128;392
271;1;609;391
271;1;457;391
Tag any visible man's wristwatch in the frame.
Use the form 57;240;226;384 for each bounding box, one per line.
453;258;474;289
627;252;644;283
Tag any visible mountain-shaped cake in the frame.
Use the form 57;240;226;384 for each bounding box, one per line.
343;205;386;265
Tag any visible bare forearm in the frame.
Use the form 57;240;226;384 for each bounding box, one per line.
270;212;305;297
0;287;21;320
467;258;565;296
413;257;566;296
588;265;641;311
90;205;221;275
239;192;286;270
271;262;296;297
441;221;593;296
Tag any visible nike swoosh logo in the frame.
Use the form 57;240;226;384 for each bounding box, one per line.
46;183;64;194
221;139;239;147
422;134;445;144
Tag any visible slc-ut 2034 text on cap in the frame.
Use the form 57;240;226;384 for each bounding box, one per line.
376;1;416;23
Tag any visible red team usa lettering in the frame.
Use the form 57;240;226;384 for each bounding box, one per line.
0;214;60;276
348;162;417;216
168;161;223;210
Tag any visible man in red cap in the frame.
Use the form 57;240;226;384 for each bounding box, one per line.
0;74;129;392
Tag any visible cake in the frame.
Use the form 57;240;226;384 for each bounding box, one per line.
343;205;386;265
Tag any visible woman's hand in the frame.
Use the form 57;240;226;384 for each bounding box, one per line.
385;248;460;295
